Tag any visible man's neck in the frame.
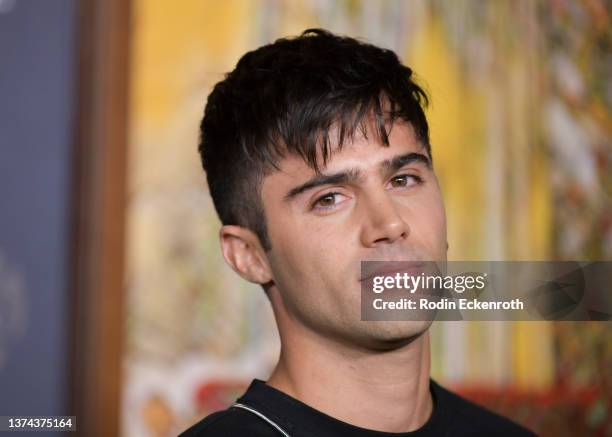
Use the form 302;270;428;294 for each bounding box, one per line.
266;319;433;433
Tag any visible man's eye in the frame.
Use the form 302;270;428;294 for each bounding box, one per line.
389;174;422;189
313;192;343;210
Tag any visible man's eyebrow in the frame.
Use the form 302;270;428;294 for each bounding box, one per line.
381;152;432;173
283;152;431;201
284;169;363;201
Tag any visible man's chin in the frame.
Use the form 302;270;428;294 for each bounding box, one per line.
359;320;432;350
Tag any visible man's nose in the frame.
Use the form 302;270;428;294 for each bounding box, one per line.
359;192;410;247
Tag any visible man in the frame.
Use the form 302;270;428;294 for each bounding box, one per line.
181;29;536;436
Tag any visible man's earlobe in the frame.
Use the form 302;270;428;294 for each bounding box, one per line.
219;225;272;284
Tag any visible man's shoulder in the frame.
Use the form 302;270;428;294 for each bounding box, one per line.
433;381;537;436
178;407;281;437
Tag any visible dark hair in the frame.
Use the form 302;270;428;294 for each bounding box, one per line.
199;28;430;250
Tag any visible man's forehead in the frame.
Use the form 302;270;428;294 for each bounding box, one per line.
272;120;427;177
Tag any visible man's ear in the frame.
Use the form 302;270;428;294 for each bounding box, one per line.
219;225;272;284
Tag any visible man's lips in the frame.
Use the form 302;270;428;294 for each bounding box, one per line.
359;261;427;282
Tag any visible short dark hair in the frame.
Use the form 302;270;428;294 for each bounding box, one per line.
199;28;430;250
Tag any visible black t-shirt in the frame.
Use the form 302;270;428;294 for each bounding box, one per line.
180;379;537;436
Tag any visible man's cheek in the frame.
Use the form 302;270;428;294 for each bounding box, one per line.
412;207;446;255
422;192;446;227
430;211;448;256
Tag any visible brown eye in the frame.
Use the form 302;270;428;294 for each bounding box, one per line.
312;192;348;211
317;194;337;207
389;174;422;189
391;175;409;188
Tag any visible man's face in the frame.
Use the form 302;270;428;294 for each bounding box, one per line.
260;119;447;349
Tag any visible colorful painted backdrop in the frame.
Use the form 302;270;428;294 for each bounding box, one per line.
122;1;611;436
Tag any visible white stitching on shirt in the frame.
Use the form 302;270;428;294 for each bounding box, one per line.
232;402;292;437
